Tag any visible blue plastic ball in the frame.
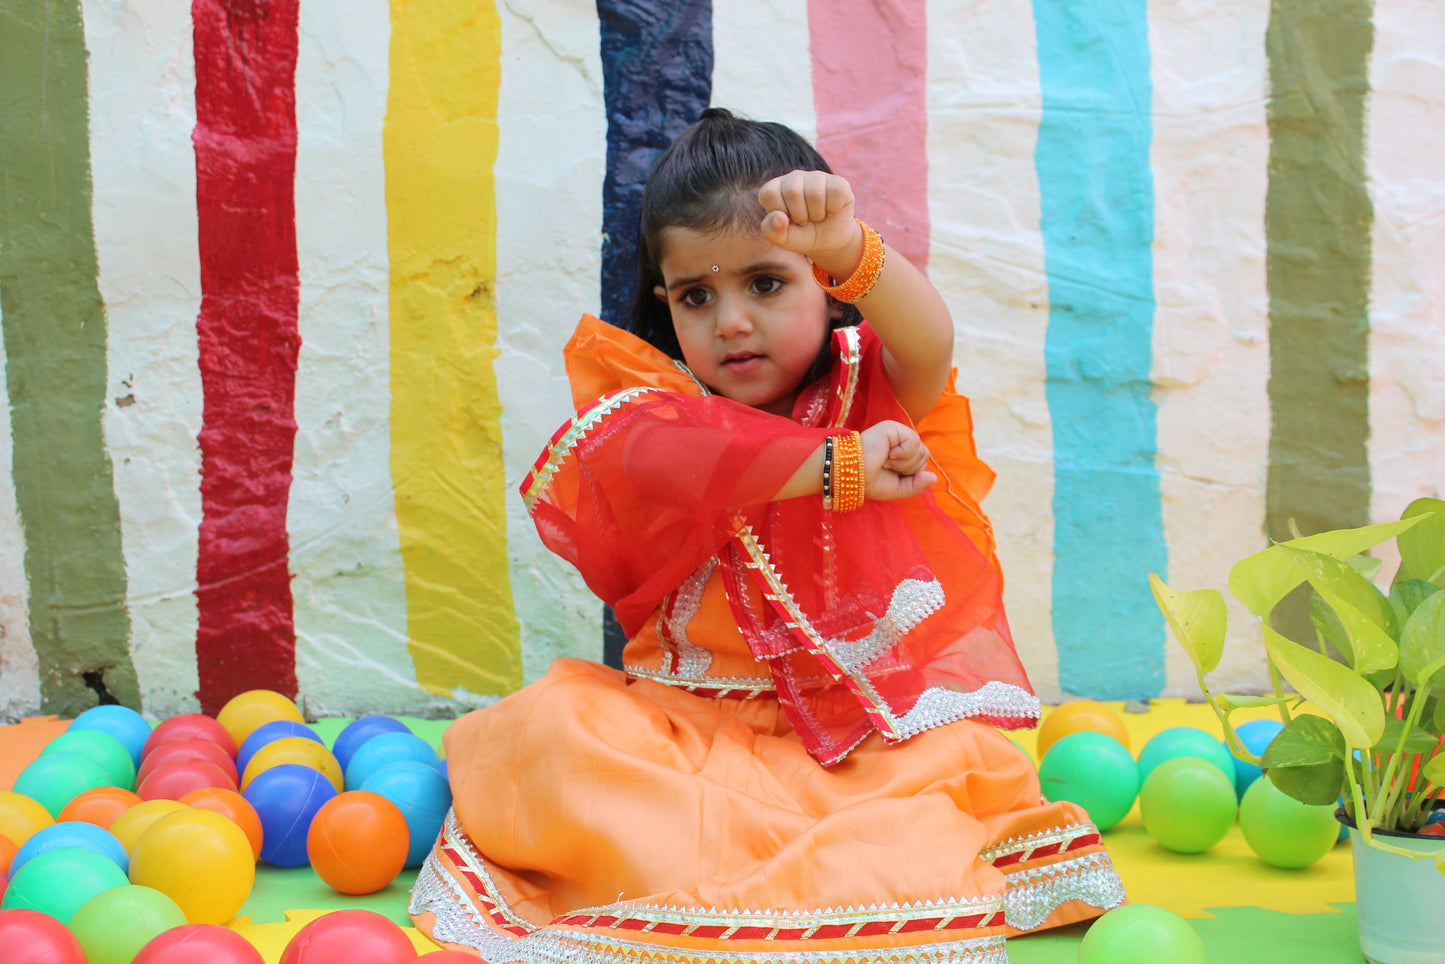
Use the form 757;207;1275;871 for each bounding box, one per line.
331;716;411;773
236;720;323;777
67;705;152;767
360;760;452;867
344;732;440;791
242;763;337;866
9;821;129;877
1231;718;1285;799
1137;726;1235;785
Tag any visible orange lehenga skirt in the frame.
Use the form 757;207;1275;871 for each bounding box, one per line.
410;574;1125;964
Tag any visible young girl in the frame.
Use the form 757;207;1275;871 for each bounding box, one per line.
410;109;1124;963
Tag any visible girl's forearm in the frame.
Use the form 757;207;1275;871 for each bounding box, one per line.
773;442;827;500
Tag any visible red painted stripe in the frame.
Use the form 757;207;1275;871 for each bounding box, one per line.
192;0;301;713
808;0;930;269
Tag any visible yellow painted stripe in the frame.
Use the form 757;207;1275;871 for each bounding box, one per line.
384;0;519;696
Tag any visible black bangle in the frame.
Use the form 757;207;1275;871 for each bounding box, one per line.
822;435;835;511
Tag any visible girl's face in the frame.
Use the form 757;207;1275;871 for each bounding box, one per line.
654;224;832;417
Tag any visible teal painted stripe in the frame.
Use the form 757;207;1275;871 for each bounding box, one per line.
0;0;137;713
1033;0;1167;698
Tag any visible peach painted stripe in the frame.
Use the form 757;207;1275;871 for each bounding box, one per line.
808;0;930;269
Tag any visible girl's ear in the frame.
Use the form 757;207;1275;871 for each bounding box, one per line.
653;284;668;302
827;296;846;324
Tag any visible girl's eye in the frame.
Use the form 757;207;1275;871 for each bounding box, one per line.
752;276;783;295
680;287;711;308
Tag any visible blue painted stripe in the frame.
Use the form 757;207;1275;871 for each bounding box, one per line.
1032;0;1167;698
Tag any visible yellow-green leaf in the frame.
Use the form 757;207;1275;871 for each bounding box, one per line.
1401;591;1445;686
1262;625;1386;750
1422;754;1445;789
1149;574;1227;673
1399;501;1445;584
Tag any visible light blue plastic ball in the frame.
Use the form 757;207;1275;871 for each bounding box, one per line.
1137;726;1235;785
1231;718;1285;799
331;716;412;772
9;821;129;877
67;705;152;767
344;732;440;791
360;760;452;868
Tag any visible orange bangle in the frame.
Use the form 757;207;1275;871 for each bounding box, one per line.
812;219;885;304
828;431;865;512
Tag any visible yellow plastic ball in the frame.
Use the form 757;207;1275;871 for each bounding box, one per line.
240;736;344;793
128;807;255;924
215;689;304;748
109;799;189;853
0;790;55;847
1037;699;1131;760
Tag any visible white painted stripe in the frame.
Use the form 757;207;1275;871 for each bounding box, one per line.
926;4;1059;699
495;0;610;683
711;0;817;143
291;0;432;715
84;0;203;716
1149;4;1273;696
0;296;40;720
1368;1;1445;571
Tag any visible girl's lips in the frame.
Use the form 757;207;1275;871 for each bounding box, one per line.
722;354;764;374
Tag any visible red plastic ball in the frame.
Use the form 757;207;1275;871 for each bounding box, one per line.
0;908;88;964
1419;823;1445;837
279;910;419;964
143;714;238;760
139;737;241;785
307;791;410;895
138;758;239;800
132;923;265;964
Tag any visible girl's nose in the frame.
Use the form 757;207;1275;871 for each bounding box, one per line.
715;296;753;337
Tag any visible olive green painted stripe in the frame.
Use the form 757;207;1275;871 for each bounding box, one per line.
1265;1;1374;554
0;1;137;714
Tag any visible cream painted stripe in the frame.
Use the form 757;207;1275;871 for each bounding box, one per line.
925;5;1058;700
1367;1;1445;562
494;0;609;684
711;0;816;141
291;1;428;715
1149;4;1272;697
84;0;203;716
0;296;40;719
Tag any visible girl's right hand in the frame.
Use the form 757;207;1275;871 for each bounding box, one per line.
860;421;936;501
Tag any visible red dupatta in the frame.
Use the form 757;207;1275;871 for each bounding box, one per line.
521;315;1039;765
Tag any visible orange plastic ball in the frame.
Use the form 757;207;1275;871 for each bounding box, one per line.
306;791;410;895
57;785;144;829
0;791;54;848
129;808;255;924
0;832;17;876
1036;700;1132;760
216;689;304;748
181;787;264;861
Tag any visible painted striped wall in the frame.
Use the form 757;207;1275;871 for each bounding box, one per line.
1;0;1441;719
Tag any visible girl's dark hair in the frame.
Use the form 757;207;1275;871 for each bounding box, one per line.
627;108;861;366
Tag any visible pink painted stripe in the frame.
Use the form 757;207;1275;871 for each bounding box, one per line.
808;0;930;270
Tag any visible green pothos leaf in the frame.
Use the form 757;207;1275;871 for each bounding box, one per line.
1263;714;1345;767
1421;753;1445;789
1149;574;1227;674
1398;501;1445;585
1263;625;1387;750
1267;761;1345;807
1374;717;1441;756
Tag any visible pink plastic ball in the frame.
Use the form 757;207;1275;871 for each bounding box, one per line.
279;910;419;964
143;715;238;760
132;923;265;964
0;908;87;964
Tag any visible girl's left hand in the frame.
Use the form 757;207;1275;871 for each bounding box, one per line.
757;170;861;268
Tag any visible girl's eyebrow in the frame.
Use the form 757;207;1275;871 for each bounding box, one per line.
666;260;793;293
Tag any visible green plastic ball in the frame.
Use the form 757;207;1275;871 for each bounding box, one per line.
68;884;188;964
1078;903;1208;964
1137;726;1235;784
1038;731;1139;830
1140;756;1237;854
0;845;130;923
1239;775;1339;868
11;752;115;818
42;730;138;791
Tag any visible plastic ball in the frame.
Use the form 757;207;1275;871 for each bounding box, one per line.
42;728;138;790
1230;718;1285;799
9;820;129;876
241;736;344;793
109;799;189;852
236;720;322;776
307;791;410;894
360;760;452;867
57;785;144;828
216;689;304;747
1038;732;1140;831
0;791;54;848
1239;775;1339;868
180;787;265;861
332;716;412;773
138;758;239;800
132;922;265;964
1136;726;1235;785
129;807;256;924
12;751;115;817
68;884;188;964
1036;699;1131;759
69;704;153;767
0;907;88;964
243;763;338;866
139;737;241;786
1426;809;1445;826
0;832;16;876
1139;756;1238;854
345;732;440;791
143;714;238;760
279;909;420;964
1077;903;1207;964
1;845;130;922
